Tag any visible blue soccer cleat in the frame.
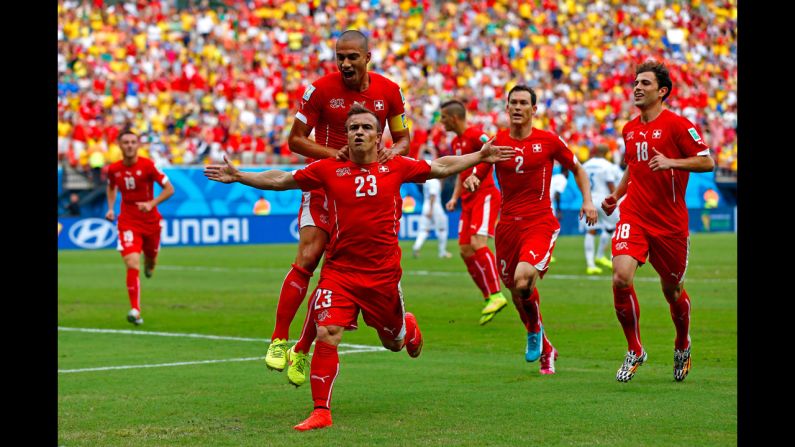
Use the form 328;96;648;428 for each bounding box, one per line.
525;325;544;362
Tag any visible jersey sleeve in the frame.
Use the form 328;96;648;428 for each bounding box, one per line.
386;83;408;132
292;160;325;191
552;135;579;171
295;82;322;130
398;156;431;183
673;116;711;158
106;165;118;188
149;161;169;186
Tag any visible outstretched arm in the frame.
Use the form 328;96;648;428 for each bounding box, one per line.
570;163;598;226
204;155;299;191
429;139;514;179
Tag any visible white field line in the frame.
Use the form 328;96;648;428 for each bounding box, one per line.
58;327;385;374
61;264;736;283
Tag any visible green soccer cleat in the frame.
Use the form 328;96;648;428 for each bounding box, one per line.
287;346;310;387
265;338;289;372
479;293;508;326
595;257;612;269
586;266;603;275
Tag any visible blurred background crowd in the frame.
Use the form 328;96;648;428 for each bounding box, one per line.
57;0;737;184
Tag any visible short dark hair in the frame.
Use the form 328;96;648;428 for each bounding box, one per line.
338;29;369;52
345;103;382;133
507;85;537;105
440;99;466;119
636;60;673;102
118;128;138;142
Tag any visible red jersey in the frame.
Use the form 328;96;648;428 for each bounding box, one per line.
490;128;578;219
293;156;431;275
294;72;406;158
620;109;711;235
107;157;169;228
452;126;497;205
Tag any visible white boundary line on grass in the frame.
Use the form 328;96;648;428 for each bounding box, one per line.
58;327;385;374
67;263;736;283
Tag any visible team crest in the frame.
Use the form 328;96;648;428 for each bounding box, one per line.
652;129;662;139
302;85;316;101
616;242;629;250
532;143;542;153
317;309;330;322
319;214;329;225
336;167;351;177
374;100;385;111
625;131;634;141
378;164;389;173
330;98;345;109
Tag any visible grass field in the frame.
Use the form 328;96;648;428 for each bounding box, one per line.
58;233;737;446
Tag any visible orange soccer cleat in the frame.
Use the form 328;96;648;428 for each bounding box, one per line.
404;312;423;358
293;408;333;431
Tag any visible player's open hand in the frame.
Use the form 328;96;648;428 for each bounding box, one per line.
377;147;398;163
204;154;239;183
463;174;481;192
479;137;515;163
580;200;598;226
649;149;673;171
602;195;618;216
445;198;457;211
105;210;115;222
336;145;350;161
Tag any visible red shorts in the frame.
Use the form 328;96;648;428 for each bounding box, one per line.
117;220;162;258
612;218;690;284
309;267;407;341
495;213;560;289
297;189;331;234
458;189;500;245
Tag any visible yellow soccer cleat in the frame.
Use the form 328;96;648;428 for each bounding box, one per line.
586;266;603;275
265;338;289;372
287;346;310;387
479;293;508;326
596;257;612;269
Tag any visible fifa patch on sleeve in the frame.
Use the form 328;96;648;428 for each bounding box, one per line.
687;127;702;142
296;111;308;124
302;85;316;101
389;113;408;131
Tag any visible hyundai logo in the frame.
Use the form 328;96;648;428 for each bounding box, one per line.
68;218;118;249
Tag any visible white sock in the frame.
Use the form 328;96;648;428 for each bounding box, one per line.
597;231;611;259
585;232;596;268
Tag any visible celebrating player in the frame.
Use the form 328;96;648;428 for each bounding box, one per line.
265;30;411;387
441;100;508;325
604;61;714;383
105;129;175;325
465;85;597;374
205;104;515;431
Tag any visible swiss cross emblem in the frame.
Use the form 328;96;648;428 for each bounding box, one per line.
532;143;542;153
652;129;662;139
374;100;385;111
378;164;389;173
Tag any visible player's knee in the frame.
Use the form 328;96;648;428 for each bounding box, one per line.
661;283;683;303
460;245;475;258
316;325;342;346
381;337;402;352
612;270;633;289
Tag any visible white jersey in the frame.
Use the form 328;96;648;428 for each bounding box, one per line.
583;157;621;200
549;172;568;212
423;178;442;201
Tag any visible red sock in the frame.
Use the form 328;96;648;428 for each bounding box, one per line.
292;286;321;353
126;268;140;311
271;264;312;341
473;247;501;296
310;341;340;409
520;288;543;333
667;289;691;350
613;285;643;353
463;255;489;298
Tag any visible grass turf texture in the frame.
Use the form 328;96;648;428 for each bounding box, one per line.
58;233;736;446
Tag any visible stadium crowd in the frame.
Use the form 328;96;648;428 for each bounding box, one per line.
57;0;737;178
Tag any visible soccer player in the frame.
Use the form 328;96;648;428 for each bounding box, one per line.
266;30;411;386
441;100;508;326
465;85;598;374
603;61;713;382
581;143;622;274
411;158;452;259
204;104;514;431
105;129;175;325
